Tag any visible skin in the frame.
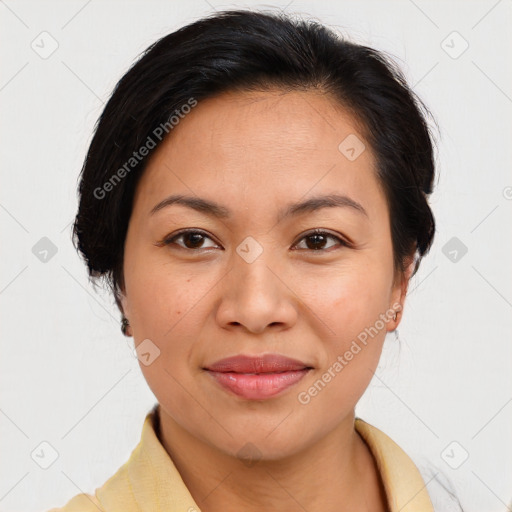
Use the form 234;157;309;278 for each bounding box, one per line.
120;88;414;512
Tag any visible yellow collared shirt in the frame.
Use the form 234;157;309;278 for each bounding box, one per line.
48;406;434;512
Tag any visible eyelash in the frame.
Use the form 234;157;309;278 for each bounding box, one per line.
158;228;351;253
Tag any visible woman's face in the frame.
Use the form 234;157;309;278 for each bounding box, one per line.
121;89;409;459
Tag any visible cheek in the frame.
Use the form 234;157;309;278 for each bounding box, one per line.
294;298;389;422
127;269;209;420
299;257;392;334
126;257;211;336
125;261;218;376
296;259;392;391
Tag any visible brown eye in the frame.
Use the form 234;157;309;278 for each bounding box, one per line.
163;230;219;250
293;230;348;252
304;233;329;250
181;232;207;248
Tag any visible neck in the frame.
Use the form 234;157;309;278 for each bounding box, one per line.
157;406;388;512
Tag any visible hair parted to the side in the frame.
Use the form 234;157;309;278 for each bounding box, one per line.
72;8;439;315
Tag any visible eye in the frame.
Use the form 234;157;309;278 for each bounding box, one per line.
160;229;220;251
292;229;349;252
158;228;350;253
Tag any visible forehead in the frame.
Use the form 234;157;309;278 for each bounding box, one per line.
133;89;385;220
162;88;366;155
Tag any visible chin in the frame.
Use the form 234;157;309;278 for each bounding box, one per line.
222;435;307;464
206;417;320;463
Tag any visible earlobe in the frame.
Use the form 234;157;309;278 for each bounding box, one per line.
121;317;132;336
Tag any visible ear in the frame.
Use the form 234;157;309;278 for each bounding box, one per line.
117;286;133;337
387;255;416;332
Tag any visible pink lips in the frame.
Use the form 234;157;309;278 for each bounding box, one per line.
204;354;312;400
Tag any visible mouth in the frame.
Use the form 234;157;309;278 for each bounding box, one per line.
203;354;313;400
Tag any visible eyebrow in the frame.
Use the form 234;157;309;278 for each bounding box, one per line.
150;193;368;221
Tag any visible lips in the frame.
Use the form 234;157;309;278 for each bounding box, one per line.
204;354;313;400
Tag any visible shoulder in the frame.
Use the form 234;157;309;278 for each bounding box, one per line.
355;417;435;512
44;458;134;512
355;418;466;512
415;463;466;512
44;406;157;512
45;492;103;512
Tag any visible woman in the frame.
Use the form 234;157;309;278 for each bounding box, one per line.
51;8;442;511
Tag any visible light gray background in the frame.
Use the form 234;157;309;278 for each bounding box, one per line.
1;1;511;511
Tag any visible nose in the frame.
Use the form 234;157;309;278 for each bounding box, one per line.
215;254;298;334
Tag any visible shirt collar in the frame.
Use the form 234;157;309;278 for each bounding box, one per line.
355;417;434;511
94;405;433;512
